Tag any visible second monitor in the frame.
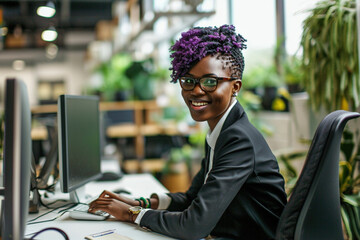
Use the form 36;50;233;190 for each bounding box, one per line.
57;94;102;203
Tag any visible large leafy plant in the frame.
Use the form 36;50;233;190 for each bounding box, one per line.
300;0;359;112
300;1;360;238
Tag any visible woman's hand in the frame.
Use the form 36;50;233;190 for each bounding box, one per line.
88;191;133;222
95;190;139;206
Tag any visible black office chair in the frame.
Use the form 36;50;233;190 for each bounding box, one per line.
275;110;360;240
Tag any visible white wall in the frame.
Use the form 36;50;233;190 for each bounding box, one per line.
0;67;37;106
0;50;89;107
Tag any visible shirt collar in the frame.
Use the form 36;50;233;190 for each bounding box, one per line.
206;100;237;149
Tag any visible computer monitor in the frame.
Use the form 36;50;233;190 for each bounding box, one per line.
57;95;102;203
1;78;32;240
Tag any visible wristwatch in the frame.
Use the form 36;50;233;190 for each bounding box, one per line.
128;206;142;222
129;206;142;214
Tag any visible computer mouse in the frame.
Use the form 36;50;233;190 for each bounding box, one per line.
96;171;123;181
112;188;131;195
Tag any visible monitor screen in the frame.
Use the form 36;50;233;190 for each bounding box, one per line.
57;95;102;202
1;78;32;240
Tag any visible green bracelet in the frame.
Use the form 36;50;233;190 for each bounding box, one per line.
139;198;145;207
135;199;142;206
140;197;149;208
147;198;151;208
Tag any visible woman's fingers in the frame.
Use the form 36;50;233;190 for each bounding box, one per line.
88;198;132;222
99;190;116;198
89;199;111;207
96;190;137;206
89;191;116;205
88;204;109;211
89;198;113;208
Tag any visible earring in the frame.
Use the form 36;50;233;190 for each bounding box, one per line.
232;92;238;97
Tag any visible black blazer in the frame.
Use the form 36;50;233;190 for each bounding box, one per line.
140;102;287;240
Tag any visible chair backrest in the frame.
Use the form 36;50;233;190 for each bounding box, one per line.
276;110;360;240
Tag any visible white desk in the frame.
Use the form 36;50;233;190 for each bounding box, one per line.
25;174;176;240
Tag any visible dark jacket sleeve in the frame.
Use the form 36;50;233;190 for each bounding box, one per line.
140;128;254;240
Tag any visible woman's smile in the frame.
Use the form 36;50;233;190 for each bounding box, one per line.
190;99;210;110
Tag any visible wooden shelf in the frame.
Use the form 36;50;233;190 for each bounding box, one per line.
123;158;165;173
31;104;57;114
30;100;198;173
31;126;48;140
103;100;198;163
107;123;138;137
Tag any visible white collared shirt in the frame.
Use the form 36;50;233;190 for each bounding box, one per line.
135;100;238;225
204;100;237;183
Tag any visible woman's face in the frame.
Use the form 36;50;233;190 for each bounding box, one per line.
181;55;241;131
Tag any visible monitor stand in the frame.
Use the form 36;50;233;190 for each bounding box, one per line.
69;186;94;204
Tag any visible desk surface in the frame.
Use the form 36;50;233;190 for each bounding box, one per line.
25;174;176;240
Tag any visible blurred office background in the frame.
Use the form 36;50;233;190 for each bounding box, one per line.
0;0;316;105
0;0;359;223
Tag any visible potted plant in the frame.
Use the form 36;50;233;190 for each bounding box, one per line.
125;59;155;101
98;54;133;101
242;67;265;94
300;0;359;112
300;1;360;238
161;128;207;192
283;55;305;94
243;64;283;111
161;145;192;193
259;65;283;111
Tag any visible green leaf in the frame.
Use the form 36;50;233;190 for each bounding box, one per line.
341;205;353;240
341;198;360;239
352;75;360;108
342;194;360;207
340;72;347;92
346;12;354;53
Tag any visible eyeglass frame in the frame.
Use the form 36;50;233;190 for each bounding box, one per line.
179;76;239;92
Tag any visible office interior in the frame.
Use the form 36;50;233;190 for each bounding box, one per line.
0;0;360;239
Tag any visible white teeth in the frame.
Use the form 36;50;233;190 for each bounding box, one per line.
192;101;208;106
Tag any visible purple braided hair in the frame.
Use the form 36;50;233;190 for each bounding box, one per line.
169;24;247;83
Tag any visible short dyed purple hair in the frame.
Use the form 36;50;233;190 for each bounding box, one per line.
169;24;247;83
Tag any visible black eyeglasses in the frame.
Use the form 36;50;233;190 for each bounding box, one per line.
179;76;238;92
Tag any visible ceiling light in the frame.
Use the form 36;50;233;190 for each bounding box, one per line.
41;27;58;42
37;1;56;18
46;43;58;59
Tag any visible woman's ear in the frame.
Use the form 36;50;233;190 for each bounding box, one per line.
233;79;242;93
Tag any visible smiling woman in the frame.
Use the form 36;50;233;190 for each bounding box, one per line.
180;55;241;130
89;25;287;240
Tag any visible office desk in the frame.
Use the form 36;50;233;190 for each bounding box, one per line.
26;174;176;240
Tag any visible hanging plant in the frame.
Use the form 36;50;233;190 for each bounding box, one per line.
300;0;359;111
